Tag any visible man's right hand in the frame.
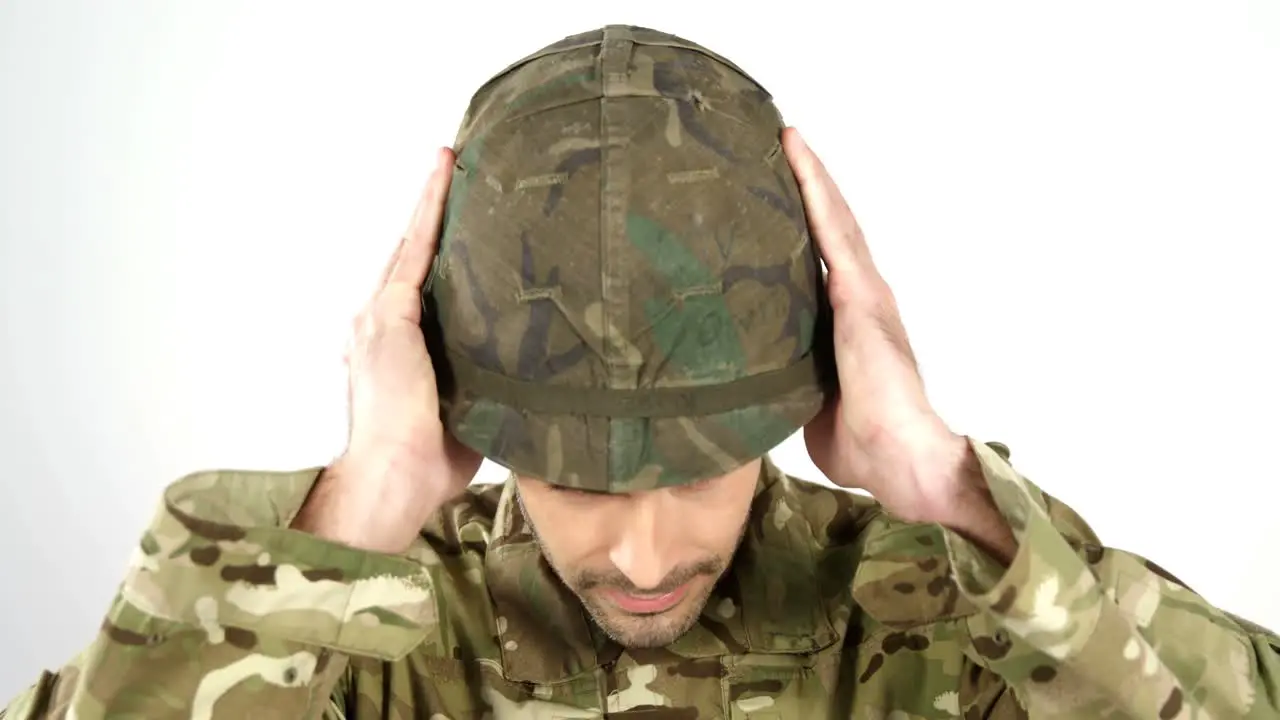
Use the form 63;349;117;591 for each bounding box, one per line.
292;147;483;554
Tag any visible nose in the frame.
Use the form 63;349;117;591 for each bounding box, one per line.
607;491;678;591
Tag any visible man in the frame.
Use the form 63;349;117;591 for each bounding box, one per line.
4;24;1277;719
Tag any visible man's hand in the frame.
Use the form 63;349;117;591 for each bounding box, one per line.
782;128;1017;561
292;147;483;554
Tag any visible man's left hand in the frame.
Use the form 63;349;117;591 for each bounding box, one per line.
782;128;1016;559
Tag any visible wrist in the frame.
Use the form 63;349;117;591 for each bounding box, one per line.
893;429;975;522
915;434;1019;564
291;452;448;554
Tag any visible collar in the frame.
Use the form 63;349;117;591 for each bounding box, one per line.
482;457;841;684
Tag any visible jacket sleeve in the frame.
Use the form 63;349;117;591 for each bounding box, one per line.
945;439;1280;718
0;468;437;720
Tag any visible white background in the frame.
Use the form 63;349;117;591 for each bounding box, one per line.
2;0;1278;701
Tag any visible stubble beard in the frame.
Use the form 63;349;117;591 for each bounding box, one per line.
517;491;751;649
576;562;721;648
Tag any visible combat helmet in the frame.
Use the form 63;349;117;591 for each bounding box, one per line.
424;25;836;493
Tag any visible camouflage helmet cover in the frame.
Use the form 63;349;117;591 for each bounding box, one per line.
424;25;836;493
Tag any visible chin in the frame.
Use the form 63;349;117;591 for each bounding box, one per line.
585;585;712;649
605;614;698;649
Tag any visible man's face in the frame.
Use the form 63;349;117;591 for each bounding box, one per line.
514;459;761;649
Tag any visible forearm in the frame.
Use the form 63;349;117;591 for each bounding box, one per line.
917;436;1019;564
4;466;438;719
291;453;452;555
290;463;375;546
939;439;1280;718
1;593;348;720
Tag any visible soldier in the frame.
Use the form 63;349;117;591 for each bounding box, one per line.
5;25;1278;719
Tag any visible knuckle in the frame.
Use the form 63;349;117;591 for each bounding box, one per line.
352;310;380;341
377;285;417;315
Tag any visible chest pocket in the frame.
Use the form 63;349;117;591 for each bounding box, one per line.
721;652;830;720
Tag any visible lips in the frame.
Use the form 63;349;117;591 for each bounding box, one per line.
601;582;691;615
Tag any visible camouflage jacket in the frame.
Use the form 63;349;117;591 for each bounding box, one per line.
5;439;1278;718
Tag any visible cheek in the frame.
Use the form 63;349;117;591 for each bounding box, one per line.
670;494;753;550
520;491;619;561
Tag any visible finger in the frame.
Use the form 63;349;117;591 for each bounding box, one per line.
369;150;446;298
375;237;407;293
388;147;455;290
781;127;868;277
